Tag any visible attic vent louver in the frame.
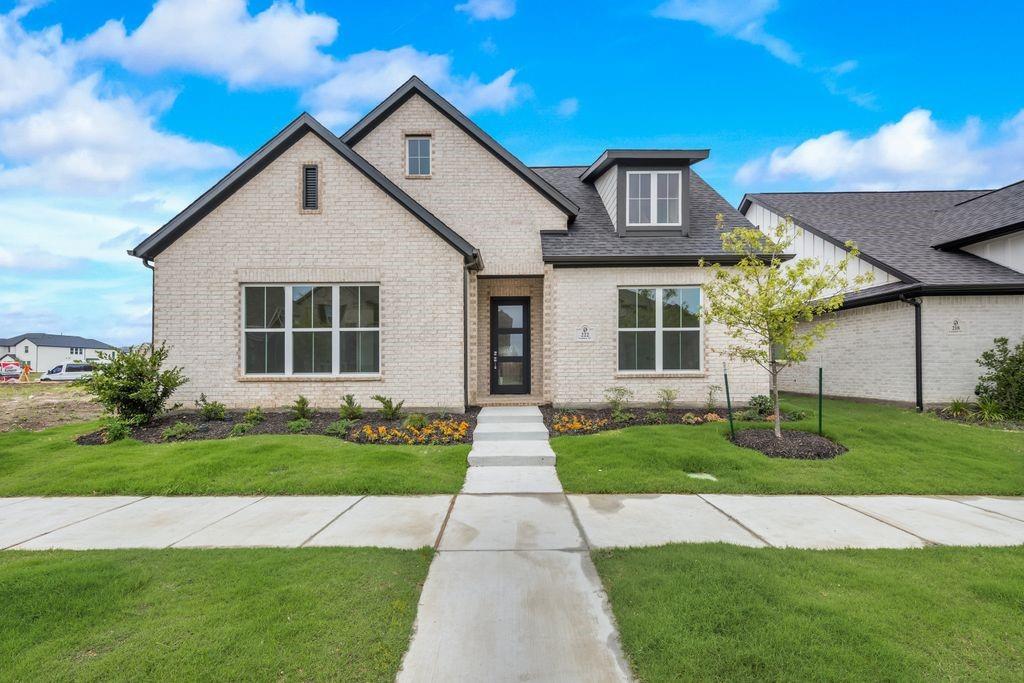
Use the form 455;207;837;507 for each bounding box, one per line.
302;165;319;211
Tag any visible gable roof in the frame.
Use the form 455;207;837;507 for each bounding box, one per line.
538;167;770;265
931;179;1024;249
579;149;710;182
1;333;117;350
340;77;580;219
739;191;1024;290
130;112;479;264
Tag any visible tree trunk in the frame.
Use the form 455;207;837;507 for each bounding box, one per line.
770;362;782;439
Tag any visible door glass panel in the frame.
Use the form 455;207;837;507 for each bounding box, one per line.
497;361;524;386
498;333;523;357
497;304;524;328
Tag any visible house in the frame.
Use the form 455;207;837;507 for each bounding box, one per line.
129;77;768;410
0;333;118;372
740;180;1024;408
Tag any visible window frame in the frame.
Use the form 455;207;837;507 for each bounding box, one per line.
405;135;432;177
241;283;381;377
616;285;703;373
625;170;683;227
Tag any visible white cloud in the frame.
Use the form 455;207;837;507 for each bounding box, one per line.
304;46;526;127
0;4;73;114
79;0;338;88
736;108;1024;190
654;0;799;65
455;0;516;21
555;97;578;118
820;60;876;109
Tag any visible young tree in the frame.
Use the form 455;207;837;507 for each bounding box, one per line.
700;214;874;438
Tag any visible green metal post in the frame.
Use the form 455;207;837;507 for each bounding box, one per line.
723;363;735;439
818;367;823;436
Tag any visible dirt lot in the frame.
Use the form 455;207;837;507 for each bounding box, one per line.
0;382;102;431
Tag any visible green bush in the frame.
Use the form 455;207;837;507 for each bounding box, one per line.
371;394;405;421
656;388;678;412
646;410;671;424
403;413;429;429
975;337;1024;420
340;394;364;420
287;418;312;434
944;398;974;420
162;421;197;441
748;395;773;416
77;343;187;425
603;386;634;422
243;406;265;424
290;396;313;421
976;397;1005;423
324;418;355;437
228;422;252;438
704;384;721;413
102;418;132;443
195;393;226;421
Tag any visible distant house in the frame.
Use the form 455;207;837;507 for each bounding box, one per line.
739;180;1024;408
0;333;118;372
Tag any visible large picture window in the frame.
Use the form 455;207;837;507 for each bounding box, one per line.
626;171;681;226
243;284;380;376
618;286;701;372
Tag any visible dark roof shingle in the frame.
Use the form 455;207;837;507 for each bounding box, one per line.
1;333;117;350
932;179;1024;248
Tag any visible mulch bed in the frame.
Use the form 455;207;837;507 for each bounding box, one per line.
76;407;479;446
731;428;846;460
540;405;728;433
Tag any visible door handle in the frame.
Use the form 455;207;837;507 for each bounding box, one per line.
492;351;498;370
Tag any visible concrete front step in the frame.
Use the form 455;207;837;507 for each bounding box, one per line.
472;422;549;442
467;440;556;467
475;406;544;424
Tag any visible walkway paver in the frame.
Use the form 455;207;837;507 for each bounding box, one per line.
832;495;1024;546
704;494;926;549
569;494;765;548
946;495;1024;523
462;465;563;493
304;495;451;549
1;496;143;549
441;494;583;551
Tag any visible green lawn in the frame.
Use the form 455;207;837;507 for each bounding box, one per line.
0;421;468;496
594;544;1024;682
554;395;1024;494
1;547;431;681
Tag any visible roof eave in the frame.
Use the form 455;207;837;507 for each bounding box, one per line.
544;253;795;267
580;149;711;183
932;220;1024;250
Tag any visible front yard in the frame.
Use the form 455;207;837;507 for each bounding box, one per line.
554;395;1024;495
594;544;1024;681
0;422;468;496
1;547;431;681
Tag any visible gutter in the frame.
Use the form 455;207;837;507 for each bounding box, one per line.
546;253;796;267
899;294;924;412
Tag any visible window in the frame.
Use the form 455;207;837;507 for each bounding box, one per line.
626;171;681;226
618;287;701;372
70;347;83;355
242;284;380;375
23;345;28;354
406;136;431;176
302;164;319;211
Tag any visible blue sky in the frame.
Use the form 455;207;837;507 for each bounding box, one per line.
3;0;1023;345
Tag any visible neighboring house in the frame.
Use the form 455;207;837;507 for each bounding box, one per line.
0;333;118;372
130;77;768;410
740;181;1024;408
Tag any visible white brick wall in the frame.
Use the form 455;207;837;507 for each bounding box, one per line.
352;94;567;275
154;132;466;411
547;267;768;407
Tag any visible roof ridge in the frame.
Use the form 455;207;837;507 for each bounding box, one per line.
948;177;1024;208
751;189;991;196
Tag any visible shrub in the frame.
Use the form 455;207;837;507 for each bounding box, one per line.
704;384;722;413
603;386;634;422
943;398;974;420
324;418;356;438
550;413;609;434
195;393;226;421
403;412;429;429
680;412;704;425
976;397;1005;423
974;337;1024;420
77;343;187;425
656;388;678;412
290;395;313;421
102;418;132;443
287;418;312;433
243;406;265;424
352;419;470;444
229;422;251;438
340;394;364;420
371;394;405;421
747;395;773;416
646;410;671;424
162;420;197;441
703;412;725;423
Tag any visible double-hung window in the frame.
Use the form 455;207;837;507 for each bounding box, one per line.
406;136;431;176
618;286;701;372
243;284;380;375
626;171;681;226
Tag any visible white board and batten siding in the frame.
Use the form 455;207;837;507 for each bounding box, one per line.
961;230;1024;275
742;201;901;293
594;166;617;231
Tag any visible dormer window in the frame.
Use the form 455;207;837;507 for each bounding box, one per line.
406;136;431;177
627;171;681;226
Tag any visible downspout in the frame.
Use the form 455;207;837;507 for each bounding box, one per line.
143;258;155;346
900;294;923;411
463;266;469;411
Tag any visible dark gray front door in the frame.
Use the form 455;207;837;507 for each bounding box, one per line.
490;297;530;394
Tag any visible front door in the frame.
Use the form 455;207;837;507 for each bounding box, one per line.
490;297;530;394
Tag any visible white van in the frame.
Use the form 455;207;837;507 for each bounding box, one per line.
40;363;95;381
